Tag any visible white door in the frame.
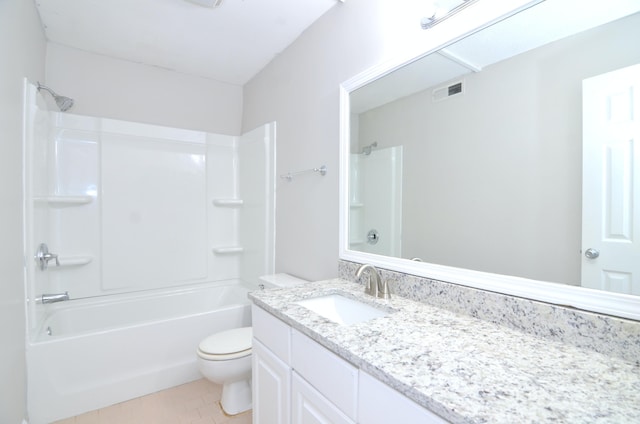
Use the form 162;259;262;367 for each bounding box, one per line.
582;64;640;294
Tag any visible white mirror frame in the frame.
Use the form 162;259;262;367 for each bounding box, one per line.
339;0;640;321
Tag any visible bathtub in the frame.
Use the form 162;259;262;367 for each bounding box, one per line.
26;279;256;424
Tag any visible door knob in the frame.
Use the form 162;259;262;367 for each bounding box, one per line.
584;248;600;259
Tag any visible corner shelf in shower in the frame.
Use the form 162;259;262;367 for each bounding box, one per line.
34;195;93;207
212;199;244;207
49;255;93;269
350;203;364;209
212;247;244;255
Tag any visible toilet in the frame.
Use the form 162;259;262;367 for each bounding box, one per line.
196;273;308;415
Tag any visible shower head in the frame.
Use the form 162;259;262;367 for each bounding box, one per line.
37;82;74;112
361;141;378;155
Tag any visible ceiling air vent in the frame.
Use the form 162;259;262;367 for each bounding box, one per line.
432;80;464;102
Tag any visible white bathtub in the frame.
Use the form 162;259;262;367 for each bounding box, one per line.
26;279;255;424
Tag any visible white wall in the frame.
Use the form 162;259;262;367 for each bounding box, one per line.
46;43;243;135
0;0;46;422
241;0;401;280
241;0;521;280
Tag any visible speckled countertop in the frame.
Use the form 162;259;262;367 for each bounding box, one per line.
249;278;640;424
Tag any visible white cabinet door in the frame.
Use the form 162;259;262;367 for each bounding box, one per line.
253;338;291;424
292;372;355;424
358;371;449;424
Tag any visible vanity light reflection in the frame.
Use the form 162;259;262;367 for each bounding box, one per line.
420;0;481;30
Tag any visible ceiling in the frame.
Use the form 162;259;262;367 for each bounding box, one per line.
35;0;342;86
351;0;640;114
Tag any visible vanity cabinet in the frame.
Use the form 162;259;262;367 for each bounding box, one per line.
252;303;447;424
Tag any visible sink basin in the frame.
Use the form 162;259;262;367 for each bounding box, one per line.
295;294;389;325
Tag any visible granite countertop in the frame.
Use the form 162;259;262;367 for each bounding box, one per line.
248;278;640;424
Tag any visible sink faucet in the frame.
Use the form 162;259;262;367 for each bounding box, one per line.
39;292;70;304
355;264;391;299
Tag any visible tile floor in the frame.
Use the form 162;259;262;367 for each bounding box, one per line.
52;379;252;424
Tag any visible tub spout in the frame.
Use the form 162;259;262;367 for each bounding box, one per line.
39;292;70;304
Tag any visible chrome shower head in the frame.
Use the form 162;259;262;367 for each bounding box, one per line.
37;82;74;112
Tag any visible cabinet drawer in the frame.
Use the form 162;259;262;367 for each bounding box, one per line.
358;371;449;424
291;329;358;421
252;304;291;363
292;372;355;424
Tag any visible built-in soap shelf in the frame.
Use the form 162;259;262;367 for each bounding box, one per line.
49;255;94;269
212;247;244;255
34;195;93;207
212;199;244;207
350;203;364;209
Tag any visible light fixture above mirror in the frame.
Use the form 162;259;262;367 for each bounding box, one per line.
421;0;481;30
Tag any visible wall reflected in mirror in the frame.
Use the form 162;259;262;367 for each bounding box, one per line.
348;8;640;295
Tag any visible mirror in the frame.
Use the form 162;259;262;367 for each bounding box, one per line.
340;0;640;320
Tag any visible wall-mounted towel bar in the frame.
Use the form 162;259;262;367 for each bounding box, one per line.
212;247;244;254
212;199;244;207
280;165;327;182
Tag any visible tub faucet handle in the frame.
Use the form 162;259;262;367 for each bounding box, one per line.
35;243;60;270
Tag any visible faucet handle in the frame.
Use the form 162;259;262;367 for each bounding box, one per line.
47;252;60;267
35;243;60;270
364;274;378;297
378;279;392;299
355;264;380;297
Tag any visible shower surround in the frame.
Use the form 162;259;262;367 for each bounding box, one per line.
22;81;275;423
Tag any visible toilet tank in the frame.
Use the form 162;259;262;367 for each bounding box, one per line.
258;273;309;289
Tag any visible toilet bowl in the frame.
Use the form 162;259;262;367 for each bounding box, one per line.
197;327;253;415
197;273;308;415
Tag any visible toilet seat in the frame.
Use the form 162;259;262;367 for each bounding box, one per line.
197;327;252;361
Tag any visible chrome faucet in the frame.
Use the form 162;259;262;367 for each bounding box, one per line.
355;264;391;299
39;292;69;304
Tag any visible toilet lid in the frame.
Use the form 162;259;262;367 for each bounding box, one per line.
199;327;252;355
